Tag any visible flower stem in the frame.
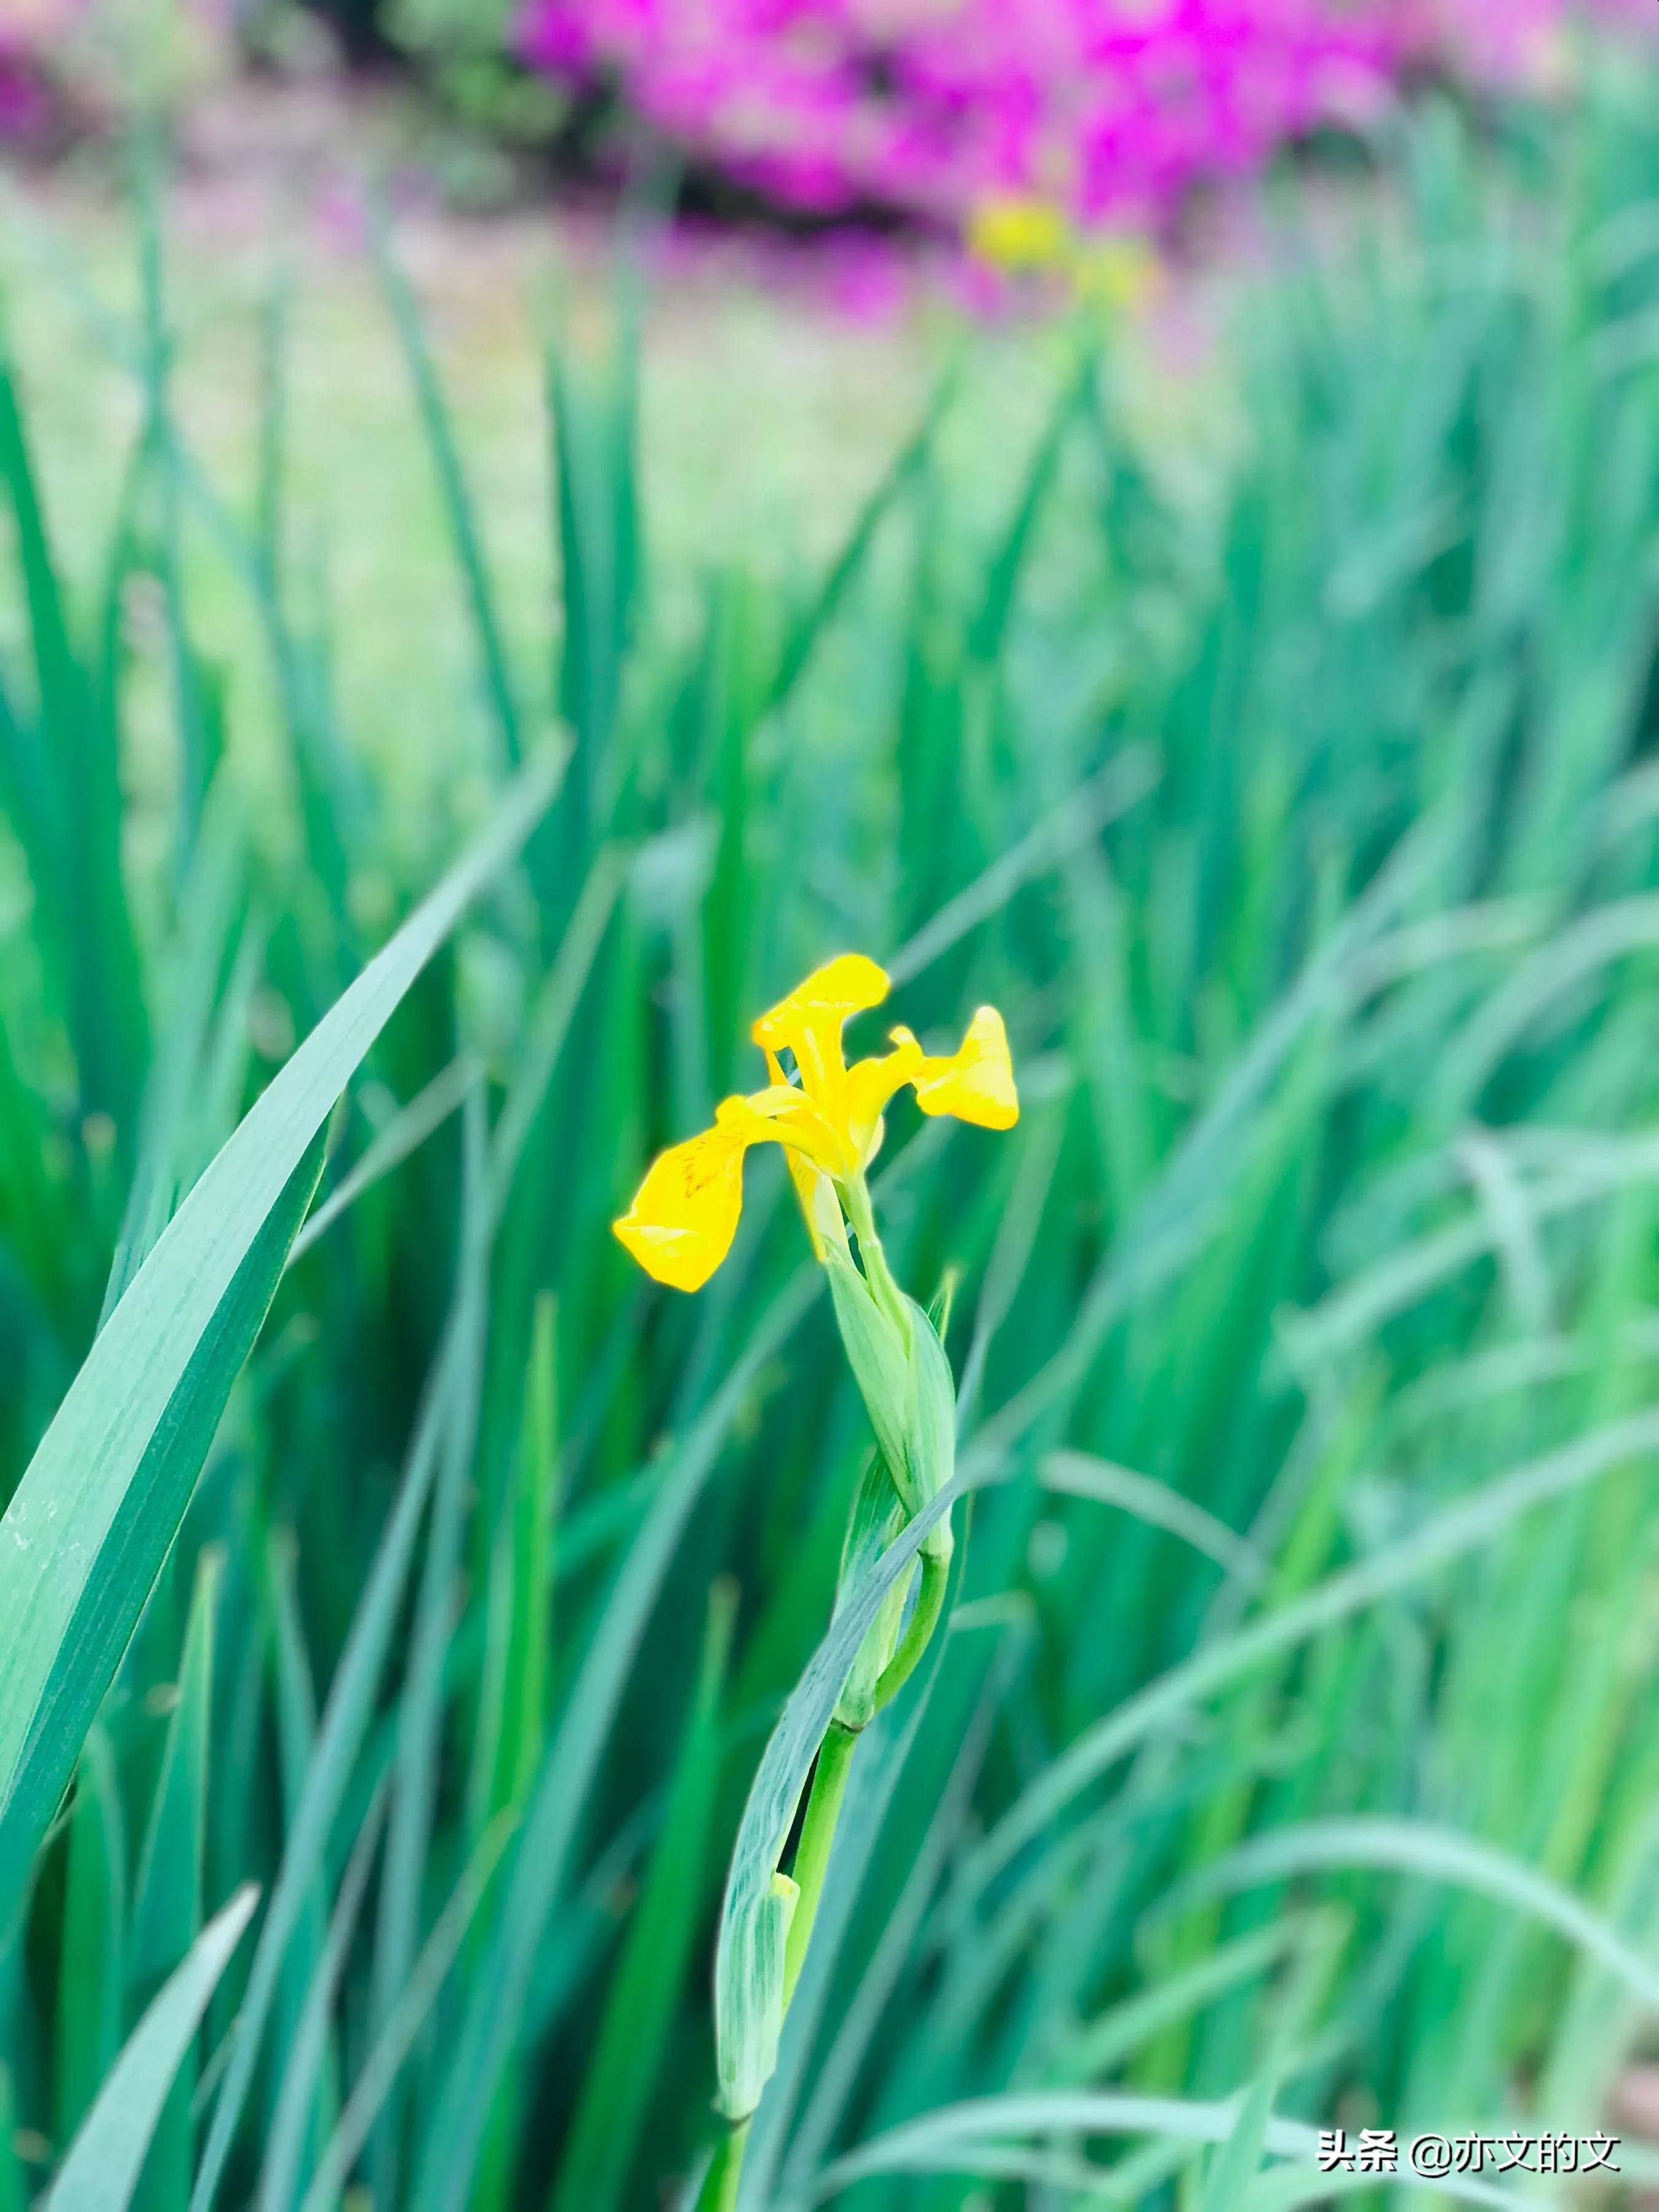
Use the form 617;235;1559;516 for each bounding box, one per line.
696;1722;860;2209
782;1719;858;2009
696;2119;750;2212
873;1548;950;1712
841;1173;911;1339
694;1502;952;2210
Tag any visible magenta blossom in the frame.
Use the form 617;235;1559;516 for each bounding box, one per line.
517;0;1642;230
0;50;47;138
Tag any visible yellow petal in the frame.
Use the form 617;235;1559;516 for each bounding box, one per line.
752;954;890;1051
765;1046;832;1249
751;954;891;1112
843;1032;924;1163
716;1086;849;1175
908;1006;1019;1131
612;1125;751;1292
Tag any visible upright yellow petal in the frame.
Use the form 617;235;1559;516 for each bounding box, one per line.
906;1006;1019;1131
843;1032;925;1164
751;954;890;1110
612;1126;751;1292
752;954;890;1052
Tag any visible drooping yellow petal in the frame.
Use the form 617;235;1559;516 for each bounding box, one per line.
612;1126;752;1292
843;1032;925;1164
904;1006;1019;1131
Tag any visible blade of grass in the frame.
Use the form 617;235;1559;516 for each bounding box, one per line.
810;2089;1319;2196
0;337;146;1135
101;802;249;1327
409;1268;820;2212
0;2064;21;2212
883;751;1159;992
963;1408;1659;1902
466;1288;559;1840
1041;1451;1266;1586
128;1547;221;2211
54;1727;127;2149
1199;2074;1278;2212
367;1091;490;2208
0;753;561;1920
1164;1816;1659;2014
371;212;522;769
262;1533;332;2196
289;1056;482;1265
295;1816;517;2212
189;1283;485;2212
254;1783;388;2212
43;1887;257;2212
550;1579;737;2212
767;358;959;713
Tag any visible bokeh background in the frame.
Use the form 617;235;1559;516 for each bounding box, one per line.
4;4;1659;2208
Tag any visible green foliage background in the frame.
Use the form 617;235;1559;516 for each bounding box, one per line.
4;66;1659;2211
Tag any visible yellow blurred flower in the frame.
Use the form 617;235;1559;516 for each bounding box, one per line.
1074;235;1160;315
968;194;1075;275
613;953;1018;1292
968;194;1159;318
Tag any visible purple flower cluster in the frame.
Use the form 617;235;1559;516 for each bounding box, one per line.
0;54;46;138
517;0;1630;228
0;0;79;138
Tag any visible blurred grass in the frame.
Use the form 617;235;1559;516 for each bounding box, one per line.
0;153;1003;807
3;51;1659;2212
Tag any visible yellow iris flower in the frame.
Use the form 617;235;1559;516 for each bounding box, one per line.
967;195;1159;316
968;194;1073;275
613;953;1018;1292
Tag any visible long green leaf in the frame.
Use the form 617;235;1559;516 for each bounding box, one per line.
129;1547;221;2211
372;215;522;768
54;1727;127;2146
43;1886;257;2212
1169;1817;1659;2015
0;754;560;1919
191;1279;494;2212
295;1816;516;2212
0;2063;22;2212
254;1784;388;2212
964;1409;1659;1901
551;1579;737;2212
715;1462;973;2122
1200;2075;1277;2212
810;2089;1319;2195
366;1092;490;2208
410;1270;818;2212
